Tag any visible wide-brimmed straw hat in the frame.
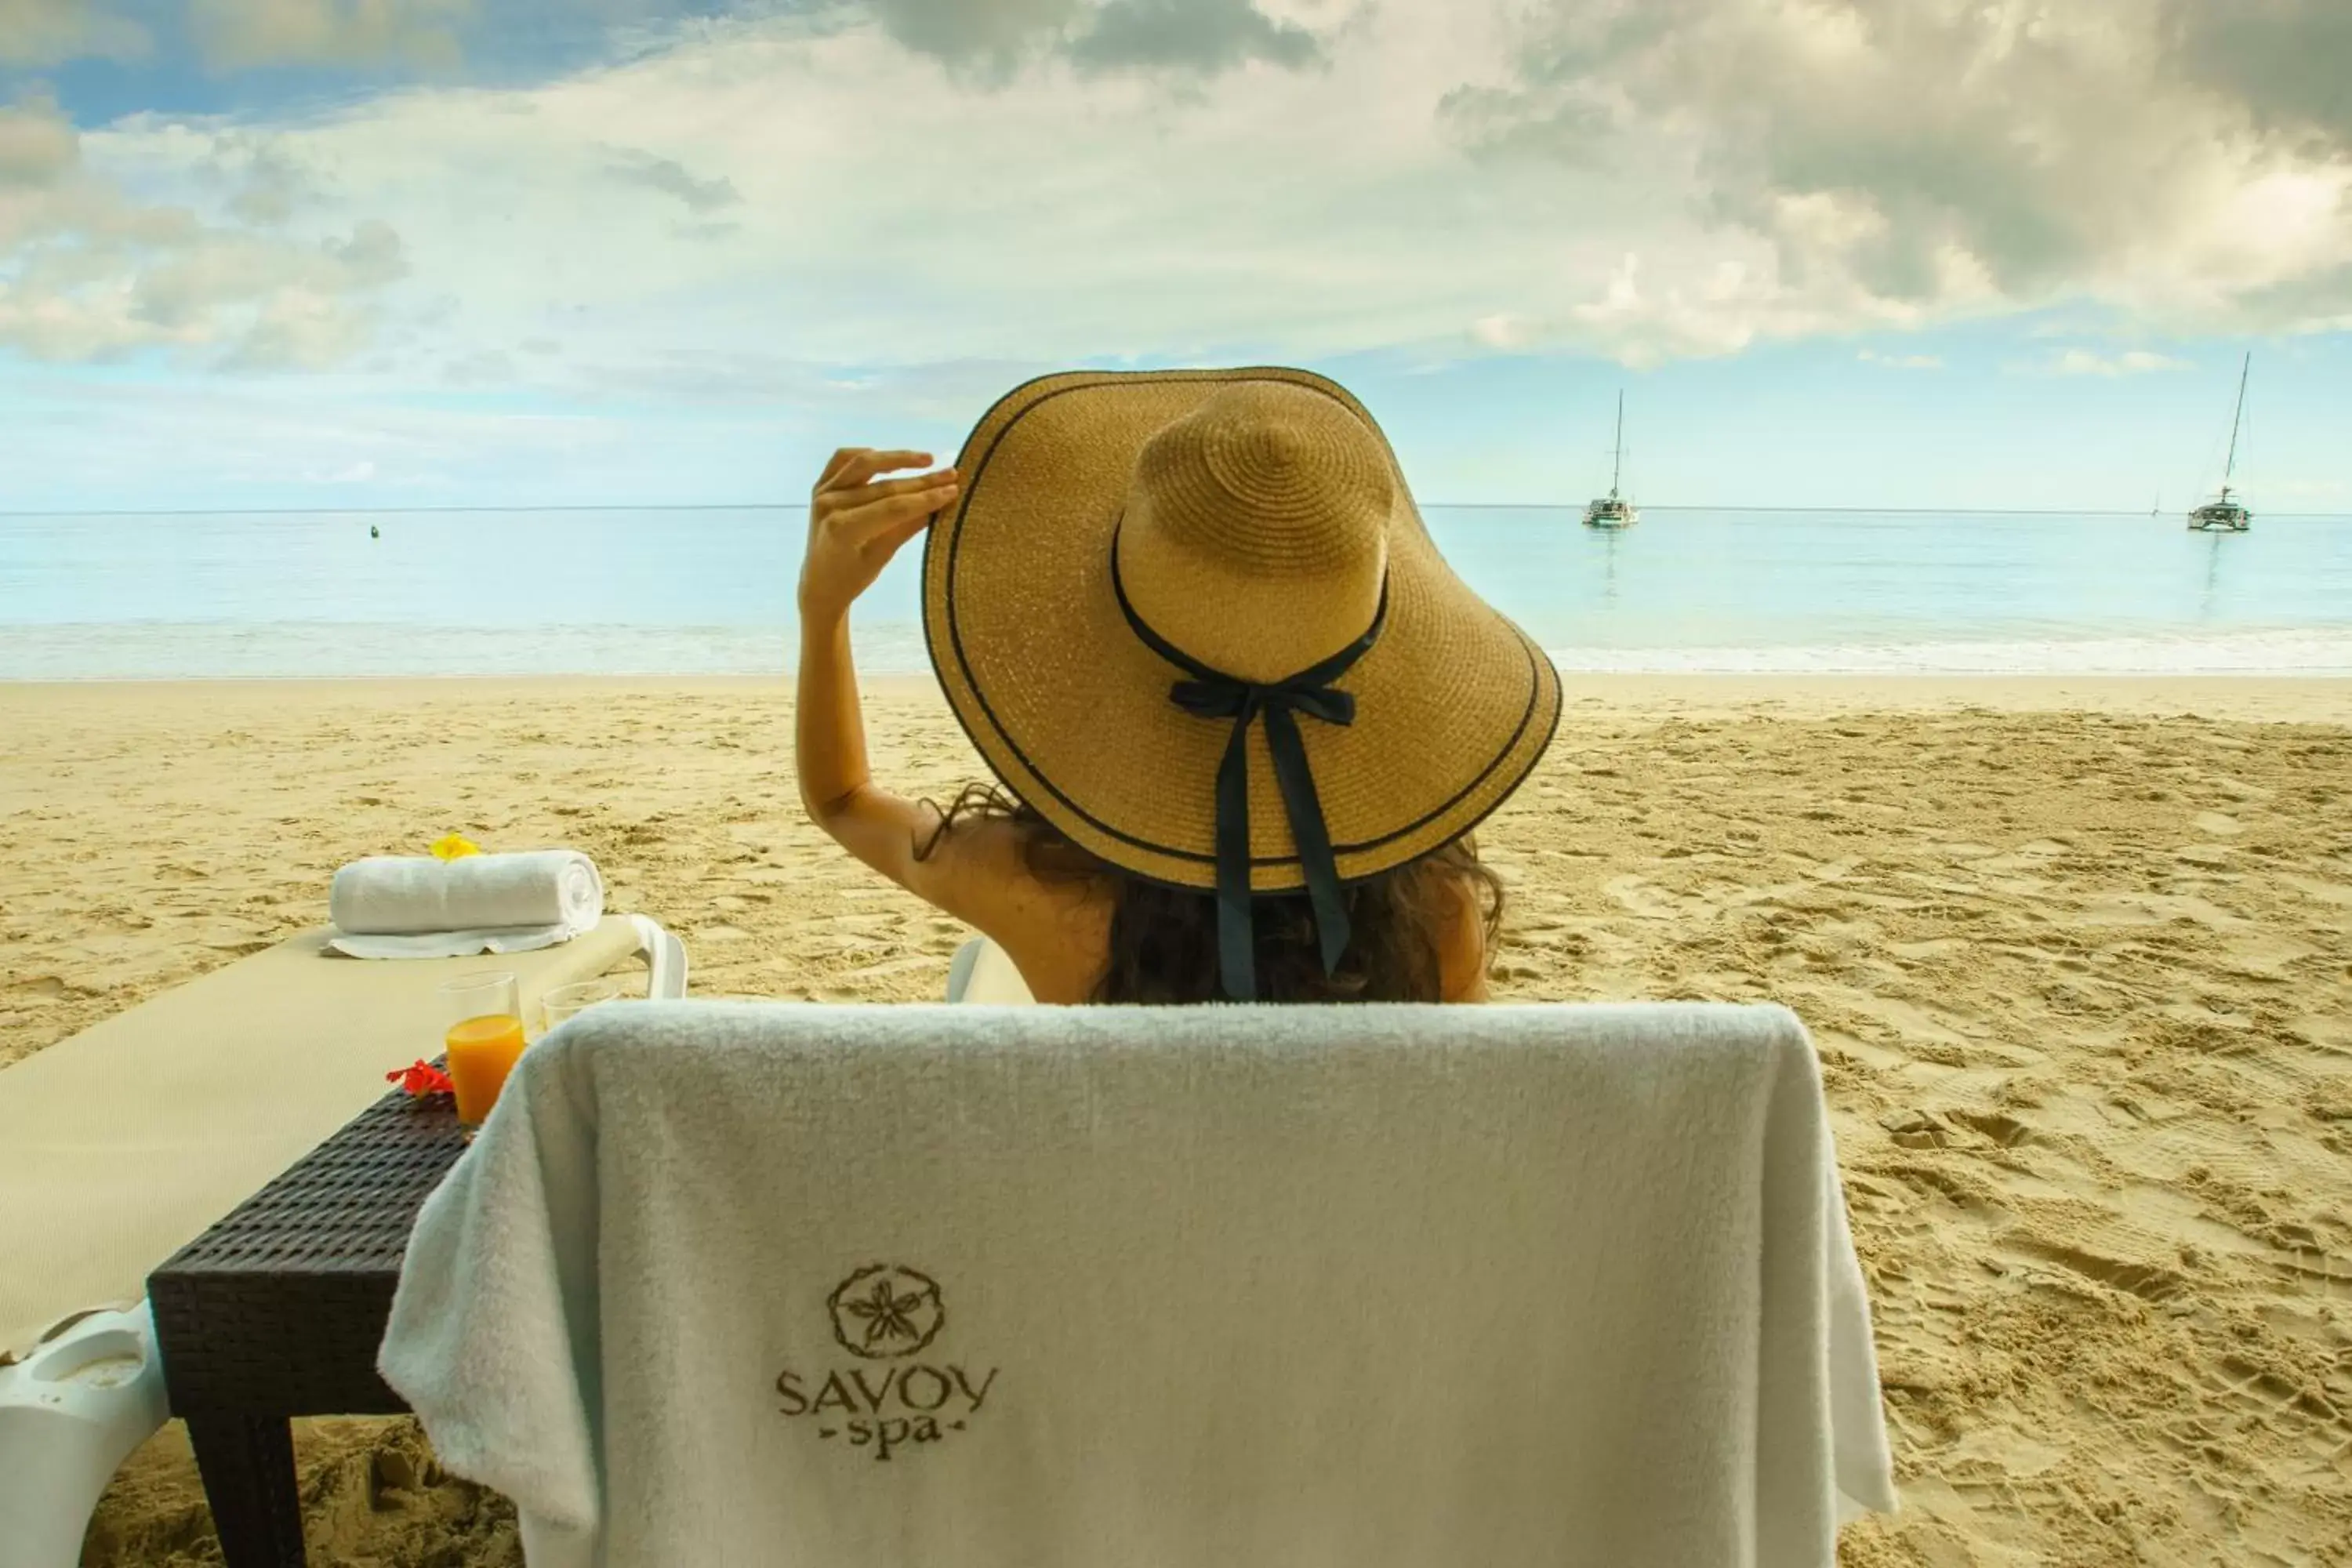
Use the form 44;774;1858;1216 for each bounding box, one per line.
922;367;1560;998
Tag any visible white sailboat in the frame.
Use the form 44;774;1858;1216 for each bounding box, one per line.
2187;353;2252;533
1582;390;1638;529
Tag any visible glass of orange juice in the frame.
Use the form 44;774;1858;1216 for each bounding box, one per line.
438;971;526;1127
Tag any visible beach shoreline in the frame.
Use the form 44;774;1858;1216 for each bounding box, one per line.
5;673;2349;1565
8;670;2352;718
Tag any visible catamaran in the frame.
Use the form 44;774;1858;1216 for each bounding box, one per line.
1582;390;1638;529
2187;353;2252;533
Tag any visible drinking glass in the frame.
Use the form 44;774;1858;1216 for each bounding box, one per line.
439;971;525;1126
542;978;621;1034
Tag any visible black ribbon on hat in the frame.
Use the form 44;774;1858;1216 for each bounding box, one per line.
1109;524;1388;1000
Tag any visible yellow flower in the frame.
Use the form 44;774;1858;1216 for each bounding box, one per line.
430;833;481;862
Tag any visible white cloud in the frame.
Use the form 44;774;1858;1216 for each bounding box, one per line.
0;88;78;183
2169;0;2352;151
220;270;394;369
288;3;2348;385
1857;349;1942;369
1446;0;2352;339
1069;0;1321;74
216;140;318;226
105;6;1813;381
1;97;408;365
2045;348;2187;376
187;0;472;71
860;0;1080;68
0;0;144;65
604;149;739;213
441;346;514;383
9;0;2351;400
856;0;1325;75
1469;313;1530;350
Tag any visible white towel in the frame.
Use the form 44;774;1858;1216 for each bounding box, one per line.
326;851;603;959
379;1002;1896;1568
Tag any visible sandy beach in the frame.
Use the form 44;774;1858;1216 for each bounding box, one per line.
5;673;2350;1566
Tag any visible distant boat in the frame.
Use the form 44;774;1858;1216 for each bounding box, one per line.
2187;353;2252;533
1582;390;1638;529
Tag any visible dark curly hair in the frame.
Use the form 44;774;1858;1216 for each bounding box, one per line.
916;783;1502;1004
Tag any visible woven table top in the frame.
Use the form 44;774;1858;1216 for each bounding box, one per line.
149;1082;468;1416
155;1084;468;1279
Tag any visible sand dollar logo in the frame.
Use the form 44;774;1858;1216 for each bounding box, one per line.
827;1265;945;1359
778;1265;995;1459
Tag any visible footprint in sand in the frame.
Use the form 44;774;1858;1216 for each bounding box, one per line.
1879;1109;1952;1149
2001;1231;2189;1303
1602;875;1702;921
2191;812;2243;837
1947;1109;2037;1148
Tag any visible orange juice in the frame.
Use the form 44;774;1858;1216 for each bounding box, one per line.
445;1014;527;1125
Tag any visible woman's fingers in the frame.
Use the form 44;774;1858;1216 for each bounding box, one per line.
829;485;957;545
875;510;937;557
816;448;862;488
825;468;956;509
800;448;950;619
822;449;935;493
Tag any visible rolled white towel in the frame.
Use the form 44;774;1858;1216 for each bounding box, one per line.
330;851;604;938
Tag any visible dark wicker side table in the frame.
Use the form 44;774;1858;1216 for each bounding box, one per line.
148;1084;469;1568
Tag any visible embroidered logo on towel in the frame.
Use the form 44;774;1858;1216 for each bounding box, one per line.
776;1264;1000;1463
826;1264;945;1359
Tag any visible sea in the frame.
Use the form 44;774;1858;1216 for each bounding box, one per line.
5;507;2351;680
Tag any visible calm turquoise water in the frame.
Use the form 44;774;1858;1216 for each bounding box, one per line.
4;507;2350;678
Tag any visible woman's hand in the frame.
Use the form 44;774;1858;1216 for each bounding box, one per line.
798;448;959;622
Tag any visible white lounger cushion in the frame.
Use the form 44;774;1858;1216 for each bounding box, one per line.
0;916;652;1358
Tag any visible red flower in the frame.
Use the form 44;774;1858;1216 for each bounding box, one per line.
388;1059;455;1097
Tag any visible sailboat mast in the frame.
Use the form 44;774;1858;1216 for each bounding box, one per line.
1610;390;1624;498
2222;351;2249;485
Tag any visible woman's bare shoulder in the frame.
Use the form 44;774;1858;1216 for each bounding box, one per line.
1439;869;1493;1003
924;814;1113;1002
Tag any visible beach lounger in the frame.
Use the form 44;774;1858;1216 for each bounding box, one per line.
944;935;1036;1004
379;998;1896;1566
0;915;685;1568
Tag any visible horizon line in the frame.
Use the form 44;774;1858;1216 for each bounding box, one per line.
3;503;2347;520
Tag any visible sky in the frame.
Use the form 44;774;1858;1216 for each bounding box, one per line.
1;0;2347;514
